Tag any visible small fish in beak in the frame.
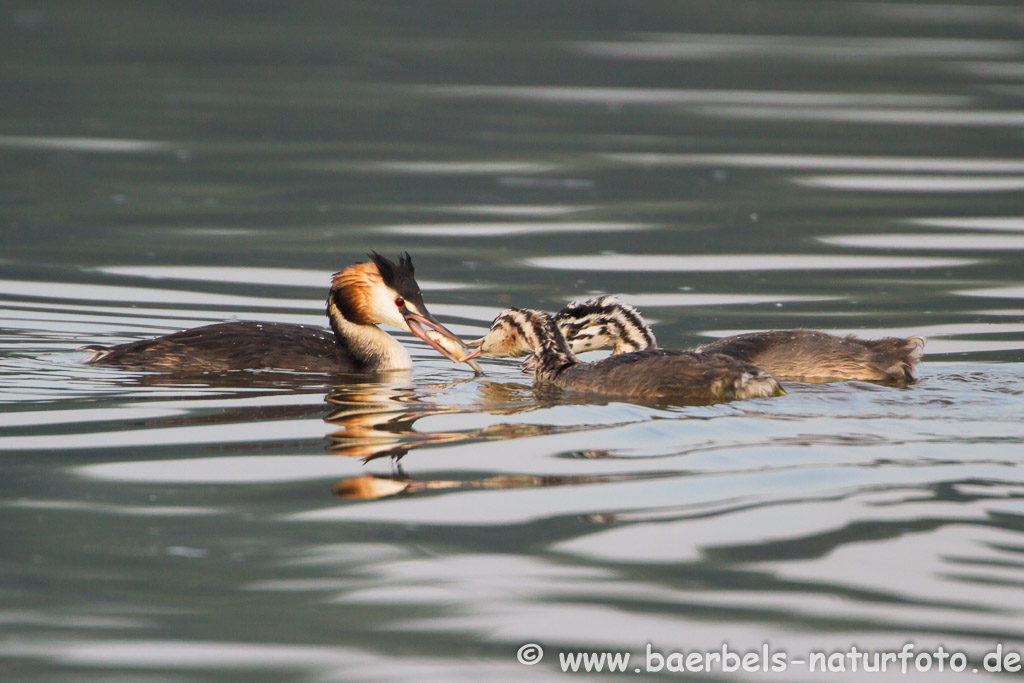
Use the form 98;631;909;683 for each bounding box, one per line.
427;329;483;374
403;311;482;373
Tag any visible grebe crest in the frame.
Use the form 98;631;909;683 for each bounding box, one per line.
329;252;423;327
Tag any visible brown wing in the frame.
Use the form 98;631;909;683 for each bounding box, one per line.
86;321;359;372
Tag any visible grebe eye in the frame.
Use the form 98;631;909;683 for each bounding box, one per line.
394;297;405;307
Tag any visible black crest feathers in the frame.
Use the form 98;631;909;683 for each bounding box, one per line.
368;251;422;302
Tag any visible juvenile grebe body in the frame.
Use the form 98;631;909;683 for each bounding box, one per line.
548;296;924;383
697;330;924;383
462;308;783;402
83;253;475;373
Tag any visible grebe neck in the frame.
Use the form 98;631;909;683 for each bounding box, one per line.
556;296;656;354
327;297;412;371
523;311;578;380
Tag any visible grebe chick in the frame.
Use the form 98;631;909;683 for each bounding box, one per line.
83;252;478;373
556;295;657;354
461;308;783;402
543;297;924;382
519;295;656;371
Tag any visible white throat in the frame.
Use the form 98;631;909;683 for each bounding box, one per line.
328;300;412;371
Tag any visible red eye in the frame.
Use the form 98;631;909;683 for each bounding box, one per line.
395;297;405;307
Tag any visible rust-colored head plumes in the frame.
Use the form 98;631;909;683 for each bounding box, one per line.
329;261;383;325
329;252;425;325
330;252;432;324
327;252;473;367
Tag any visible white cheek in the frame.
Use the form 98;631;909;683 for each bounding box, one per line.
370;287;407;329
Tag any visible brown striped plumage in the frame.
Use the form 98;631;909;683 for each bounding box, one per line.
463;308;784;402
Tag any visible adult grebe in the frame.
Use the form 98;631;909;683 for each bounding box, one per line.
542;296;925;382
82;252;478;373
460;308;783;401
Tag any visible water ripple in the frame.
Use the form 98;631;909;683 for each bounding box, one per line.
607;153;1024;173
2;418;327;451
429;84;965;107
821;234;1024;250
0;135;173;153
527;254;975;272
349;160;557;174
568;33;1022;61
96;266;469;290
794;175;1024;192
699;106;1024;127
0;279;309;309
908;217;1024;232
621;293;840;307
383;222;651;237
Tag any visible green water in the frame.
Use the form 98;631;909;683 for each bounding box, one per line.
2;1;1024;680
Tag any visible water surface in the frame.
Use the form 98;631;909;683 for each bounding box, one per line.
2;1;1024;680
